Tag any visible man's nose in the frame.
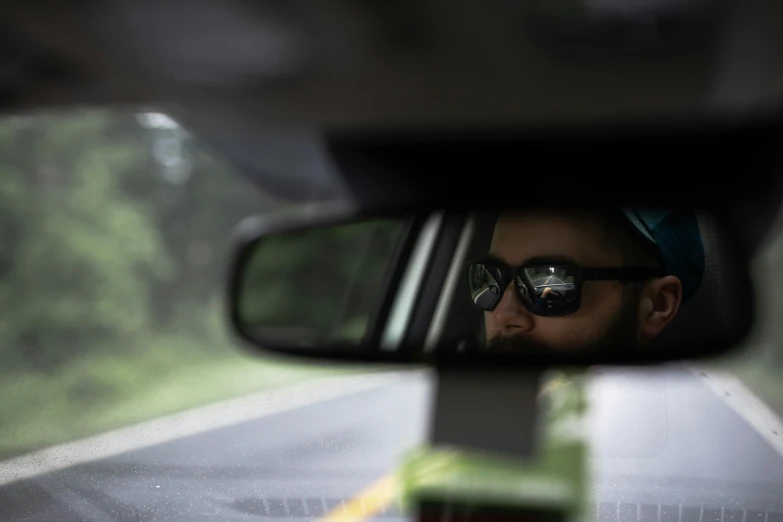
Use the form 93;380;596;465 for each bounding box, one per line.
491;282;535;333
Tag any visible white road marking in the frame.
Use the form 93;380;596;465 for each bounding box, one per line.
688;366;783;458
0;370;420;486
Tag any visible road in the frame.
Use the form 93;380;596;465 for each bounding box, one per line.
1;367;783;521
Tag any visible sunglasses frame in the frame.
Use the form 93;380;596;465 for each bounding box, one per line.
467;260;664;316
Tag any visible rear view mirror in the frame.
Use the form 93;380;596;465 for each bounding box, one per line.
227;207;754;366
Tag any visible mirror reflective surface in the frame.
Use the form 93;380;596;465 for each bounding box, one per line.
230;207;752;364
235;219;406;348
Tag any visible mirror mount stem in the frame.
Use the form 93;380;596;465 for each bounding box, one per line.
410;368;546;520
410;368;587;521
429;368;543;457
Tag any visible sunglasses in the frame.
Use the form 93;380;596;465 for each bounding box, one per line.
467;260;663;317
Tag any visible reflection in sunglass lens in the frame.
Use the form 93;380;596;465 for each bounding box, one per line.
514;274;535;310
468;264;504;311
523;266;579;317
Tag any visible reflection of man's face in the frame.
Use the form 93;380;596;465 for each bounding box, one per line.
484;210;643;354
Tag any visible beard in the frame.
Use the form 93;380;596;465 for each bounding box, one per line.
485;286;643;355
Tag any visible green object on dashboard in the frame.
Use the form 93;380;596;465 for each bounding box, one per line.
399;370;589;520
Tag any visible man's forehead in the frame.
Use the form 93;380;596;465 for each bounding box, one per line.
488;210;614;265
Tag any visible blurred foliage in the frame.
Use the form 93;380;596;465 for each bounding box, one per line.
0;109;365;456
0;112;166;368
0;109;284;371
238;220;404;345
0;337;367;459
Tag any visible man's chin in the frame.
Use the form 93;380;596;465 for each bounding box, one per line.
485;332;640;355
485;334;620;354
485;334;558;354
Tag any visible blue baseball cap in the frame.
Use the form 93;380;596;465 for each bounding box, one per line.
621;208;705;302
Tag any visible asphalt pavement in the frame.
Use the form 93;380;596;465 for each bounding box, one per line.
1;367;783;521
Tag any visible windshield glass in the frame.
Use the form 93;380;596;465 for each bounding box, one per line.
0;108;782;522
0;108;374;456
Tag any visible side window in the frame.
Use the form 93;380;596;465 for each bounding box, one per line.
236;219;408;347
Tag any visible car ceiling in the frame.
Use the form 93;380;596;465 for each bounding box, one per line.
2;1;783;123
2;1;783;251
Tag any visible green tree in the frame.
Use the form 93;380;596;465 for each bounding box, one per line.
0;110;171;370
113;114;287;336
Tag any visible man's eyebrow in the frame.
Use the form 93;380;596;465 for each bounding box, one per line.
482;253;508;265
483;253;580;266
523;255;580;266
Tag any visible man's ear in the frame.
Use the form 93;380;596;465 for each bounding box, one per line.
638;275;683;342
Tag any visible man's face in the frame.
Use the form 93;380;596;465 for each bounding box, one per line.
484;210;642;354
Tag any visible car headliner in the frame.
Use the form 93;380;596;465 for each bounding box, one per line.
1;1;782;254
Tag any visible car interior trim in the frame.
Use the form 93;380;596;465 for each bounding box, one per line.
424;215;476;352
380;212;443;351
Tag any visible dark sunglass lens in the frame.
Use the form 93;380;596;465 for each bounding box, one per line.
468;264;504;311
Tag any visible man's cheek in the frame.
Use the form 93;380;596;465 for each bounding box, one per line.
537;320;584;347
483;314;495;343
536;321;569;345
